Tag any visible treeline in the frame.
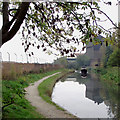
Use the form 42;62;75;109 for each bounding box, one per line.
96;31;120;85
54;42;120;85
103;46;120;67
54;54;90;70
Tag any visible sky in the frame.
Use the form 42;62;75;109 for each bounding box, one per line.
0;1;119;63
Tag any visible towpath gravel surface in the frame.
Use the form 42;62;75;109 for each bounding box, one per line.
25;72;76;118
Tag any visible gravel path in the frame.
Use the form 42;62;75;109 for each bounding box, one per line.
25;72;76;118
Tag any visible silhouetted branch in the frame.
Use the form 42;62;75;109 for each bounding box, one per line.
92;8;120;29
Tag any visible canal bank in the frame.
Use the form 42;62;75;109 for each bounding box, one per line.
25;69;76;118
2;69;74;118
38;69;74;111
51;71;120;119
93;67;120;119
94;67;120;86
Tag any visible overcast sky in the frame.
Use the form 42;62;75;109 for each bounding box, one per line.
0;1;119;63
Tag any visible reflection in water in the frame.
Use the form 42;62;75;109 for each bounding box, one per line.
52;72;119;119
85;73;103;105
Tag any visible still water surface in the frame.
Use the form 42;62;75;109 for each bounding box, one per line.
51;72;119;119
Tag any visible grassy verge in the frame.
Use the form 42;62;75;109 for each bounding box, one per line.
2;69;65;118
38;69;74;111
93;67;120;119
94;67;120;85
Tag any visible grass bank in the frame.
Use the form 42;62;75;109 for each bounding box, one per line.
93;67;120;119
38;69;74;111
2;69;66;118
94;67;120;86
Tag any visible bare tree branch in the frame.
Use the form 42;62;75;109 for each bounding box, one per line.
2;2;30;46
2;8;20;36
8;8;18;17
92;8;120;29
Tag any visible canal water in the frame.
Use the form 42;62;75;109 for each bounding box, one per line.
51;72;120;119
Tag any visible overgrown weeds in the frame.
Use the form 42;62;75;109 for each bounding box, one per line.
2;69;64;118
94;67;119;85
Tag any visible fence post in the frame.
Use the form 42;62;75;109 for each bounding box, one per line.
0;52;2;62
26;54;29;63
36;58;38;64
7;52;10;62
14;53;17;62
33;57;35;63
29;56;31;63
21;55;23;63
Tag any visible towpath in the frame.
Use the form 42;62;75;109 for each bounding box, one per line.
25;72;76;118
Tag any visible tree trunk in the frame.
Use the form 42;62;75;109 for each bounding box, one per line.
1;2;30;47
3;2;9;25
118;23;120;48
118;4;120;48
0;2;9;47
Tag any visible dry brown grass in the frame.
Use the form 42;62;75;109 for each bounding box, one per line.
2;62;63;80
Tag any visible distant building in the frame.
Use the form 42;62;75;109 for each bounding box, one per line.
67;35;106;66
85;35;106;67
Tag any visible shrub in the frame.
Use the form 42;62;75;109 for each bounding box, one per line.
107;48;120;67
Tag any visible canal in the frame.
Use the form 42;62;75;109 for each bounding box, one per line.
51;71;120;119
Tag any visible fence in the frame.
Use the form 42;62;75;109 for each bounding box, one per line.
0;52;45;64
2;62;63;80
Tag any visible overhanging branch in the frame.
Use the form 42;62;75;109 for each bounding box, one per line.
92;8;120;29
2;2;30;46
